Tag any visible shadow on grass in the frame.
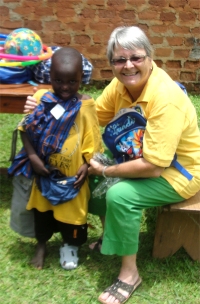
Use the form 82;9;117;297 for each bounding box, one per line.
0;174;13;210
6;234;63;269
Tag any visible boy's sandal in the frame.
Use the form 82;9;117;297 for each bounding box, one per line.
98;276;142;304
60;244;79;270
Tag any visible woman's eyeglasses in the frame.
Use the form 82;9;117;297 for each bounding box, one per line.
111;55;147;66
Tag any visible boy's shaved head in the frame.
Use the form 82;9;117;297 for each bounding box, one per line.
51;47;83;73
50;47;83;101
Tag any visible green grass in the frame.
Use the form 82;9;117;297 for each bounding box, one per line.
0;91;200;304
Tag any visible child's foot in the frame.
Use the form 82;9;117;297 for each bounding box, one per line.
60;244;79;270
30;242;46;269
89;237;102;252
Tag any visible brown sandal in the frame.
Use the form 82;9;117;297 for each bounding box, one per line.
98;277;142;304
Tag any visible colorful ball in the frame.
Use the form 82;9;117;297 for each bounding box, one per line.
4;28;43;57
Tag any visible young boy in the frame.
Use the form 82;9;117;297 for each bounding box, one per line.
8;47;103;270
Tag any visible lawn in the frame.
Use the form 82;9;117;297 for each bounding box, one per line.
0;90;199;304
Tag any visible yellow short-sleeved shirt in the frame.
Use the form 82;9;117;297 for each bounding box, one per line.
20;89;103;225
95;62;200;199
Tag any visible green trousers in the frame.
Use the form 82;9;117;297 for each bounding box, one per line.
89;176;184;256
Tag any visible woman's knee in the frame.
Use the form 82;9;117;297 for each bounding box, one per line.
106;182;125;209
106;181;141;214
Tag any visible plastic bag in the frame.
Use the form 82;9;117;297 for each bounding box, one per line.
92;152;121;198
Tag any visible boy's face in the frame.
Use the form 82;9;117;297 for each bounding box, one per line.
50;64;83;101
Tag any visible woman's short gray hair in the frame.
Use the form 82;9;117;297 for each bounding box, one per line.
107;26;153;63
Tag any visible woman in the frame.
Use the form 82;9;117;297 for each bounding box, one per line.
88;26;200;304
24;26;200;304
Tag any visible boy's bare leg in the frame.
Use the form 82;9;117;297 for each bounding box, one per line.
30;241;46;269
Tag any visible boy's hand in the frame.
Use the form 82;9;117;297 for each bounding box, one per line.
29;155;50;176
74;163;88;188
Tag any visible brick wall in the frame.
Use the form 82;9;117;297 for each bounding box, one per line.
0;0;200;93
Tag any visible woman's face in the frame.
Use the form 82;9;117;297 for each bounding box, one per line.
111;46;152;94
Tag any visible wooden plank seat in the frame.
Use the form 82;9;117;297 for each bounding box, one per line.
0;83;51;114
153;190;200;261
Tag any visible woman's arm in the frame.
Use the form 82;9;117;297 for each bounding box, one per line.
88;157;164;179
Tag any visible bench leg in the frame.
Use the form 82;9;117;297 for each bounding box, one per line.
152;210;200;261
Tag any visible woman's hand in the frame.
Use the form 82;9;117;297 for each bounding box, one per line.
88;159;104;176
24;87;38;113
24;95;38;113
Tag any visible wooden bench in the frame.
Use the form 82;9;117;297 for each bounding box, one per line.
0;83;51;114
153;190;200;261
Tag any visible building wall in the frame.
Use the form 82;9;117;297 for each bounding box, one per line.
0;0;200;92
